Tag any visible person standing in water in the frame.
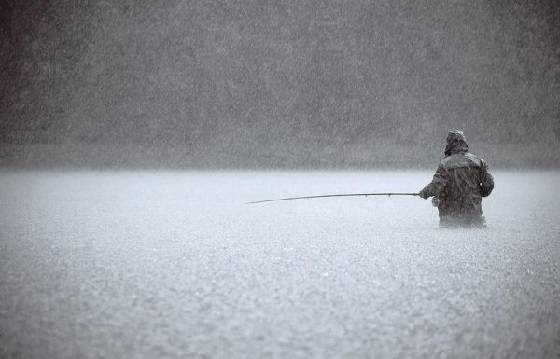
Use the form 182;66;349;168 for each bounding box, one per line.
419;130;494;227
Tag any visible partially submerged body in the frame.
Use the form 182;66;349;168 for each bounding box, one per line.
420;131;494;227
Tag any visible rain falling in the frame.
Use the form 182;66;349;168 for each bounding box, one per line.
1;1;559;358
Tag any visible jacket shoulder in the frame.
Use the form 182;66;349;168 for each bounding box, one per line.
440;153;482;169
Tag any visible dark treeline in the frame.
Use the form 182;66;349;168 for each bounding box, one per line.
1;1;559;169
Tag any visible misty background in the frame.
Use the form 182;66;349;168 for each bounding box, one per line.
1;0;559;169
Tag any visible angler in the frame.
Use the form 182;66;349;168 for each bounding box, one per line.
419;130;494;227
249;130;494;229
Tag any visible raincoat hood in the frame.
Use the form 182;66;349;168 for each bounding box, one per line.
444;130;469;156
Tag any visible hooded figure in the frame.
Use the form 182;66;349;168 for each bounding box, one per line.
419;130;494;227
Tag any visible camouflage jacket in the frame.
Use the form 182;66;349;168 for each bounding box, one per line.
421;152;494;218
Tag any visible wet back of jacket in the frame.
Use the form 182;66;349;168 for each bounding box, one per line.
422;152;494;218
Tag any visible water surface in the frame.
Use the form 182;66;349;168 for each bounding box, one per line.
1;171;559;358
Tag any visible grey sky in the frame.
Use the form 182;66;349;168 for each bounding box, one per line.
1;1;559;168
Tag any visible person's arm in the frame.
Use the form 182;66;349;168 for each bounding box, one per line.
480;159;494;197
419;164;447;199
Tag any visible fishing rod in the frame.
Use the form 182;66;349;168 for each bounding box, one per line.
247;192;420;204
